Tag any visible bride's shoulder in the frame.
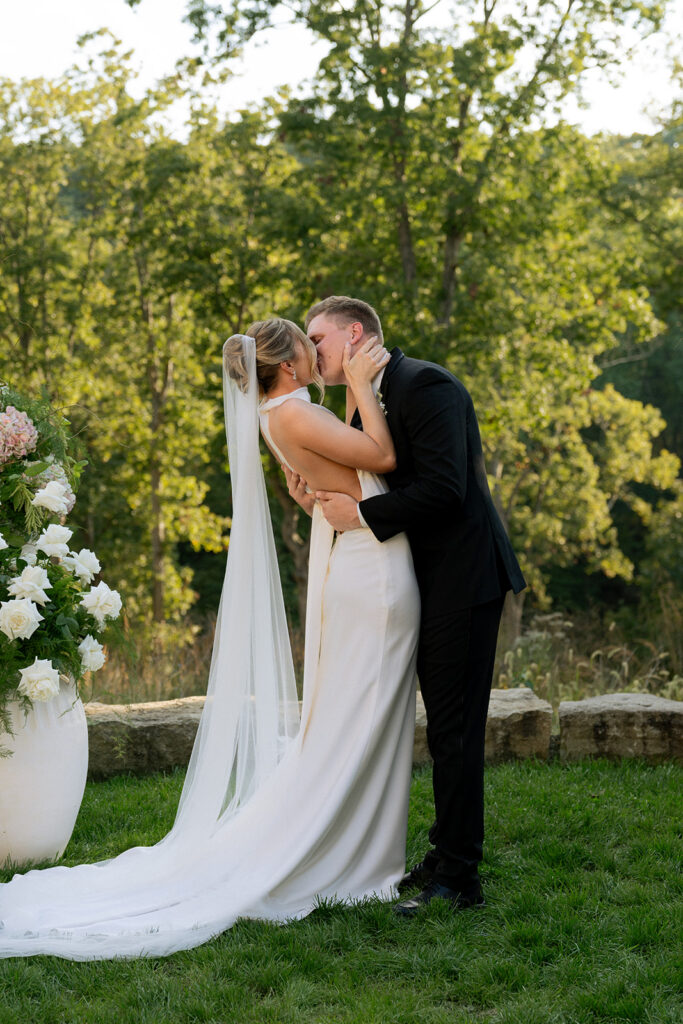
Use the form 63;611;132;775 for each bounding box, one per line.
276;397;335;418
270;395;335;435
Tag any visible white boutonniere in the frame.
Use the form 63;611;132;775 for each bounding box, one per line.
377;389;387;415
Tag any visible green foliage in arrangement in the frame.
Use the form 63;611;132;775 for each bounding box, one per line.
0;761;680;1022
0;4;681;672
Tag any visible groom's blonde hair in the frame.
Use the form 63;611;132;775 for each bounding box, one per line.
305;296;383;343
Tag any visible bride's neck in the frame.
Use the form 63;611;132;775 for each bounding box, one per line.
263;378;302;401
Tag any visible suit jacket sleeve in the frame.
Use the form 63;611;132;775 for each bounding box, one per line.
359;367;467;542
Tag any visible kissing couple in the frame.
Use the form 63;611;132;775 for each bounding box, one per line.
0;295;525;961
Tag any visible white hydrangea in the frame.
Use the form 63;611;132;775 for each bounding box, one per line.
17;658;61;702
0;531;8;551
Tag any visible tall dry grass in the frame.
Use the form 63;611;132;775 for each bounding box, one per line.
86;614;306;705
87;605;682;710
496;610;683;707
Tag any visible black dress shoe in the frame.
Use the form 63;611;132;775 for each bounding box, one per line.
396;859;436;894
394;881;485;918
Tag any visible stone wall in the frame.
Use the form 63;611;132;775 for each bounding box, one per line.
84;689;681;779
412;687;552;766
86;697;205;779
559;693;683;764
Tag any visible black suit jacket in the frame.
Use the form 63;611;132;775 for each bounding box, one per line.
357;349;526;619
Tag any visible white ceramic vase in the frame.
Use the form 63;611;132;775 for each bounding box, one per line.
0;676;88;868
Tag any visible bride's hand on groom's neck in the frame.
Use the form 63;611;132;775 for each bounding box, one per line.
343;336;387;392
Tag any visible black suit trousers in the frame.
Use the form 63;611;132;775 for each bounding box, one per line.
416;593;505;893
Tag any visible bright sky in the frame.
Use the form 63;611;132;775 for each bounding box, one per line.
0;0;680;136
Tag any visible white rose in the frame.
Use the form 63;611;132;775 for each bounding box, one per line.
80;581;122;626
36;523;73;558
17;658;61;702
63;548;101;584
7;565;52;606
0;532;8;551
31;479;69;515
19;542;39;565
0;598;44;640
78;634;106;671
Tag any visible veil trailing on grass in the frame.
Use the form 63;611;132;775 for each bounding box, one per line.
0;335;301;960
172;334;300;832
0;332;421;961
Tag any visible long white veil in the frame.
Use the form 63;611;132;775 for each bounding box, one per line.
0;334;302;959
172;334;300;833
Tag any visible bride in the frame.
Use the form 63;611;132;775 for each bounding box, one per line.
0;319;420;960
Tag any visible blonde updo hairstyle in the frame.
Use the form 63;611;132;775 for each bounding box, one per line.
224;318;323;399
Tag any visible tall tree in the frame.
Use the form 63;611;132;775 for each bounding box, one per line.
0;45;231;647
174;0;668;322
0;77;95;396
3;12;679;659
595;107;683;456
164;1;678;637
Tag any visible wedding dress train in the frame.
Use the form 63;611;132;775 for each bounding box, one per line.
0;340;419;960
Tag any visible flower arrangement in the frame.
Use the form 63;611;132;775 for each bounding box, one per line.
0;382;122;742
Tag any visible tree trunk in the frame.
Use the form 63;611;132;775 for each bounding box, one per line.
378;0;417;290
85;504;96;550
498;588;525;655
489;455;526;652
149;454;164;624
439;228;463;326
397;199;416;285
137;253;168;630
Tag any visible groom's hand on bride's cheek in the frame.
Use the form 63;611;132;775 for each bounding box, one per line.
316;491;361;532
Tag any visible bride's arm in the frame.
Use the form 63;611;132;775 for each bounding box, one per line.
345;386;358;426
276;343;395;474
342;340;390;455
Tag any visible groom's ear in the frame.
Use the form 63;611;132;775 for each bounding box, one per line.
348;321;364;347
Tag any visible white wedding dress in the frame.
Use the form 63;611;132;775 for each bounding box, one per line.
0;339;419;960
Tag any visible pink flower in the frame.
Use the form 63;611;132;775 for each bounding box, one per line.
0;406;39;465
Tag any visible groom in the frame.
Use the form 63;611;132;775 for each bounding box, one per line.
298;295;526;915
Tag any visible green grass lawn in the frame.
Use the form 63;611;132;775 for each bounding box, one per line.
1;760;681;1024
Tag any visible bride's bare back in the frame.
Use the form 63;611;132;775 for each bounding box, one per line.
262;384;398;501
260;338;395;501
